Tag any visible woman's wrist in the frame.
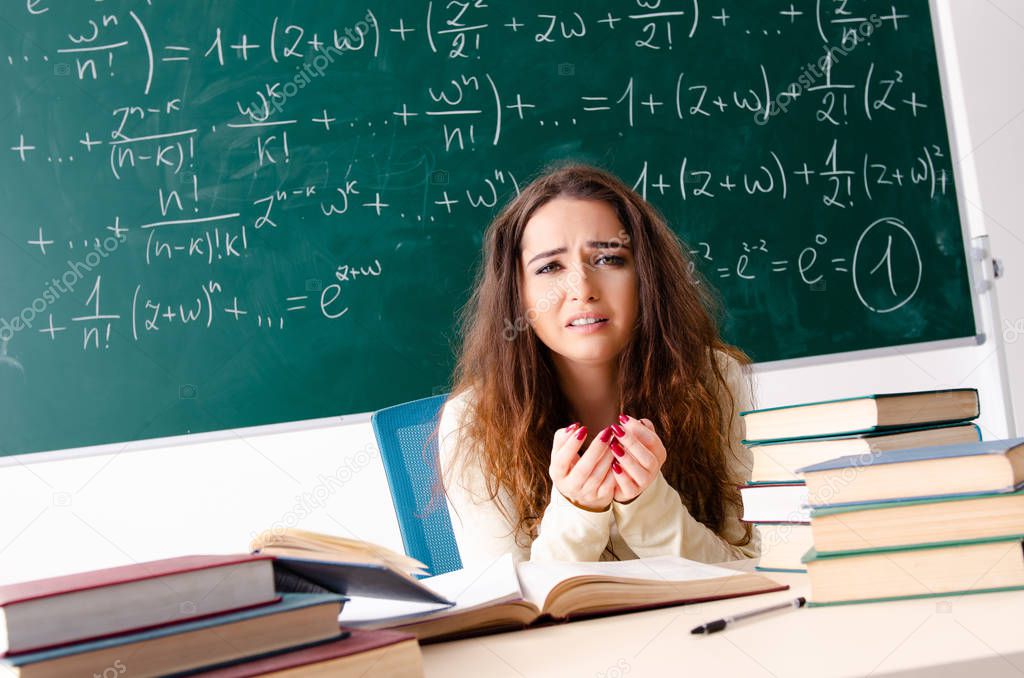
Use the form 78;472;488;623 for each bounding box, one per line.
614;472;667;507
559;489;611;512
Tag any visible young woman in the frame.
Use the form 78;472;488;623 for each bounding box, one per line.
436;163;758;568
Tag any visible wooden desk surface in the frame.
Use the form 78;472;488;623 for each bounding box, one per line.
419;562;1024;678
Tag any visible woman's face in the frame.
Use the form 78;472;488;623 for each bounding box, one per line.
518;197;639;367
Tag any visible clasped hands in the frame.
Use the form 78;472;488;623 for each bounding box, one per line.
549;415;668;511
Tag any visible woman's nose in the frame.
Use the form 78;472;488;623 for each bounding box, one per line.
569;260;598;301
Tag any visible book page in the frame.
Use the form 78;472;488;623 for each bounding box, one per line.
251;528;428;575
338;553;524;627
516;556;745;611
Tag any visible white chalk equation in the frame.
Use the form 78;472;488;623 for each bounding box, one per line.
1;0;967;358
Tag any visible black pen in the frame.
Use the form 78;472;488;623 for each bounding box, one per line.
690;596;806;634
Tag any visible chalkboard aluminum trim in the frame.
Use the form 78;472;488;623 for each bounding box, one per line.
750;334;983;373
0;411;374;467
929;0;985;341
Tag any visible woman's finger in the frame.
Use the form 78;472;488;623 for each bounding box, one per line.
570;426;615;483
577;443;614;495
621;416;659;449
550;425;586;479
598;468;619;502
610;442;650;485
618;418;667;464
611;461;640;498
610;427;657;471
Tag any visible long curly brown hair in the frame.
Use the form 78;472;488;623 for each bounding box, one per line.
433;162;753;551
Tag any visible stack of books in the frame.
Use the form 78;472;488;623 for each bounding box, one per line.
798;437;1024;605
0;548;425;677
739;388;982;572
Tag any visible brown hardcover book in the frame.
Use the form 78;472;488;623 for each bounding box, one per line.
741;388;979;443
192;627;422;678
805;537;1024;605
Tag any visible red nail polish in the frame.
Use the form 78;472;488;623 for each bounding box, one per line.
611;459;622;473
611;424;625;437
618;414;629;424
567;422;579;432
576;426;587;440
599;427;613;443
610;439;625;456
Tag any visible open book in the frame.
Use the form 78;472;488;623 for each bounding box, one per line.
338;553;786;642
250;528;453;605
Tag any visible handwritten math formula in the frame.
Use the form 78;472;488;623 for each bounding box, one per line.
0;1;976;455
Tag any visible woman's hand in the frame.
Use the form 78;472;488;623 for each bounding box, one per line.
549;423;618;511
608;416;668;503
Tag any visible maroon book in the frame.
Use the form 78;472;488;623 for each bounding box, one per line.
1;554;278;656
191;627;422;677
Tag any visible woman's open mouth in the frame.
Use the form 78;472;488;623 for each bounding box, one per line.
566;318;609;334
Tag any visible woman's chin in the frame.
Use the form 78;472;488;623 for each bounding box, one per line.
560;345;621;365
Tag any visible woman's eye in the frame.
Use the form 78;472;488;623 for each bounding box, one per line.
536;255;624;275
536;262;560;275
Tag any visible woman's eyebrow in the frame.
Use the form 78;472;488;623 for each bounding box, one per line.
525;241;631;266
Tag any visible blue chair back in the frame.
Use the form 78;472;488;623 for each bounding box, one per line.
371;393;463;577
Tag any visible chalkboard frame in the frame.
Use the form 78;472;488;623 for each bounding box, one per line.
0;0;1007;464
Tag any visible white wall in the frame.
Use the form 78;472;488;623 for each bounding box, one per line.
943;0;1024;435
1;0;1021;586
0;417;407;584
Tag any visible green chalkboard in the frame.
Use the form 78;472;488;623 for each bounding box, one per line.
0;1;977;457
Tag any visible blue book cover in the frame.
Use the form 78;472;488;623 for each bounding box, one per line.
796;437;1024;475
810;487;1024;517
0;593;345;668
806;485;1024;510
